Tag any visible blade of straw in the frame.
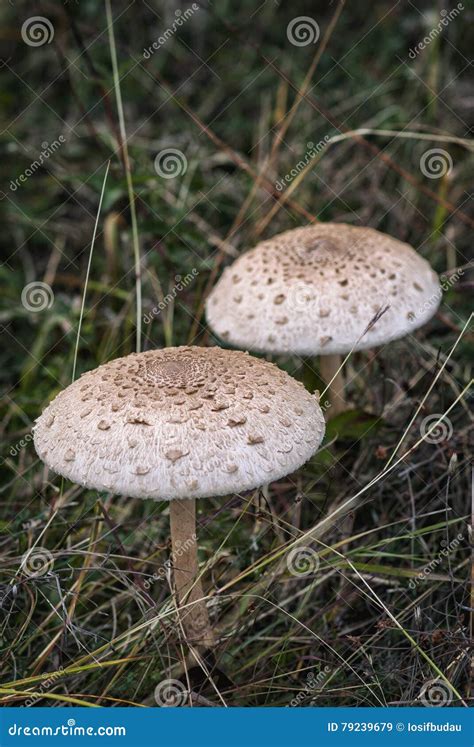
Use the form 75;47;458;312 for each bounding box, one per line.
72;161;110;382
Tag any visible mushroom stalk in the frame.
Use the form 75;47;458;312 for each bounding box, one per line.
169;498;215;648
319;354;346;417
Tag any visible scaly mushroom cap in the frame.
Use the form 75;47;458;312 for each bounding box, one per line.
206;223;441;355
33;347;325;500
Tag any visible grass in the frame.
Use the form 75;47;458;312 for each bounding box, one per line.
0;0;472;707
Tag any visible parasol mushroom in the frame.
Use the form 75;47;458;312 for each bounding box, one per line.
206;223;441;416
33;346;325;648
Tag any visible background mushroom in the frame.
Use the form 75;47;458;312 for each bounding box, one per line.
33;346;325;648
206;223;441;416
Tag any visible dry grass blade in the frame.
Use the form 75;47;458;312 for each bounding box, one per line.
105;0;142;353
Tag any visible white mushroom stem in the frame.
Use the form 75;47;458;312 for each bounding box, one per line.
169;498;215;648
319;354;346;418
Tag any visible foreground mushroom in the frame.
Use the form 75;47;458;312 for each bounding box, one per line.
206;223;440;416
33;346;325;647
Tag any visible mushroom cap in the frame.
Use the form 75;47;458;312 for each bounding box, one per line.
33;346;325;500
206;223;441;355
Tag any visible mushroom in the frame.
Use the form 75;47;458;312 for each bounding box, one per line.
33;346;325;647
206;223;441;416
